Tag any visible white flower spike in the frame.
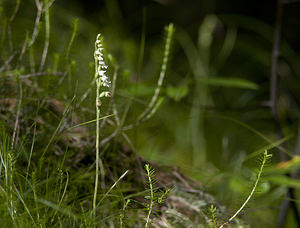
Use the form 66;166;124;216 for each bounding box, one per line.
94;34;110;87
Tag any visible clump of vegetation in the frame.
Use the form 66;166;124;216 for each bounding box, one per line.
0;1;210;226
1;0;300;227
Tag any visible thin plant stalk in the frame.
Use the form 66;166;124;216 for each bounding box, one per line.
96;170;129;207
39;0;50;71
11;76;22;150
93;59;101;219
29;1;43;47
93;34;110;218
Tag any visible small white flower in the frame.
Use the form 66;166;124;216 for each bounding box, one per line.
99;70;106;76
95;50;103;56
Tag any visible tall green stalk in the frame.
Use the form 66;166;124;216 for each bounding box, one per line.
93;53;101;219
93;34;110;218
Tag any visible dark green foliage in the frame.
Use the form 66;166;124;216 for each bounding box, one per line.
1;0;300;227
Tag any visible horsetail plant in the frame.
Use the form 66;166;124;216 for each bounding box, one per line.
144;164;170;228
93;34;110;218
144;164;155;228
208;205;218;228
219;150;272;228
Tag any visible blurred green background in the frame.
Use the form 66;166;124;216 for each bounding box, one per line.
2;0;300;227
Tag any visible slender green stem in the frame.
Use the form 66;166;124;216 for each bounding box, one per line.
92;33;110;221
93;78;101;219
97;170;129;207
39;0;50;71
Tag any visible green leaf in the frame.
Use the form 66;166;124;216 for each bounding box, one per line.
166;84;188;101
197;77;259;90
198;14;218;50
267;175;300;189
